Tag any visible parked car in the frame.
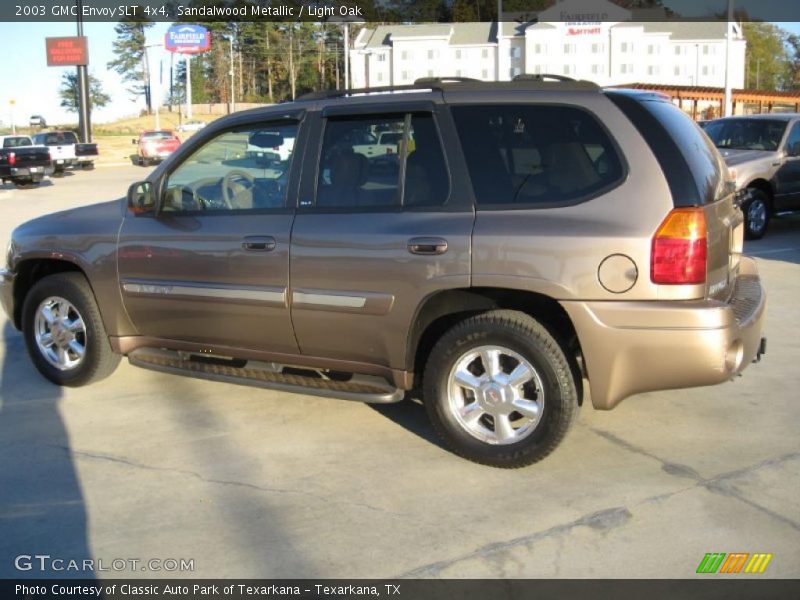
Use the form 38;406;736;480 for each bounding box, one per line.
31;131;98;174
134;130;181;166
0;135;52;187
0;79;767;468
703;113;800;239
177;120;207;133
29;115;47;128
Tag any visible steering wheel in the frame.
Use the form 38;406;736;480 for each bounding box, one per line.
222;170;256;209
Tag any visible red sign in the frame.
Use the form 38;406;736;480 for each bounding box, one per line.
46;37;89;66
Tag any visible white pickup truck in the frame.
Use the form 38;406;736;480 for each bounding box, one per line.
31;131;99;173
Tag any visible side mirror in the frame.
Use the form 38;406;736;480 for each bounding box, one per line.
127;181;155;215
787;142;800;157
132;138;138;145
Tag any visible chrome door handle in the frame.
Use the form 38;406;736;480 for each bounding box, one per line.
242;236;276;251
407;237;448;255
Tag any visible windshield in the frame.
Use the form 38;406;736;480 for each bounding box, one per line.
41;132;78;145
142;131;175;140
704;119;787;151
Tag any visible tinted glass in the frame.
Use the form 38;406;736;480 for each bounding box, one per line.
639;100;727;204
163;123;297;212
704;119;787;151
404;113;450;207
41;132;78;145
784;122;800;155
451;105;623;207
316;116;404;208
2;137;31;148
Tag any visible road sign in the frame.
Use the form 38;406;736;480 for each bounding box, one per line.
165;25;211;54
46;36;89;66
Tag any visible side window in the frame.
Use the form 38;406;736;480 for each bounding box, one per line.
451;104;624;208
163;122;297;212
785;123;800;155
405;113;449;207
315;113;450;209
316;115;404;209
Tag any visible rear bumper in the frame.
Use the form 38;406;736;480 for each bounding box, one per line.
0;268;15;325
8;165;52;179
562;257;767;410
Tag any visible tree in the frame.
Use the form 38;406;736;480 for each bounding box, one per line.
743;22;792;90
59;72;111;112
107;18;154;112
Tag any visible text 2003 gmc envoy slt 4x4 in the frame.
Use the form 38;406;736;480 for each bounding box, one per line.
0;77;767;468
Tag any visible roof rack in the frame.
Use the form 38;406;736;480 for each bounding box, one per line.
512;73;575;83
297;76;598;102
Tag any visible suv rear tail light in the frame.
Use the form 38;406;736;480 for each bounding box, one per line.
651;207;707;285
8;152;15;166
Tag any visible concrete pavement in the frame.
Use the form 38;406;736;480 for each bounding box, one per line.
0;168;798;579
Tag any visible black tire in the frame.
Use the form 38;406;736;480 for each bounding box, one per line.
81;162;95;170
742;188;770;240
423;310;578;468
52;167;65;177
21;272;121;387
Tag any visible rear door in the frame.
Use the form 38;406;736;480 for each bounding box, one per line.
117;116;303;354
288;104;473;370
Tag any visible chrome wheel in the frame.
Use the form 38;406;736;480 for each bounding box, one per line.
447;345;545;445
34;296;87;371
747;196;767;233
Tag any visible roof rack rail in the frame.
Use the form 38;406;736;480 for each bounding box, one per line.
414;76;481;84
297;76;599;102
513;73;576;83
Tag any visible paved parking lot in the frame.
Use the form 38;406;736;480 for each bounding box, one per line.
0;167;798;579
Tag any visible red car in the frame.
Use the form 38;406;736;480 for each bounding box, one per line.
133;130;181;166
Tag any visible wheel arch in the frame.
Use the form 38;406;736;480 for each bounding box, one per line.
12;258;87;329
408;287;585;404
745;178;775;207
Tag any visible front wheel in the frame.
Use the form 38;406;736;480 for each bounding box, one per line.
742;188;770;240
22;273;121;386
423;310;578;468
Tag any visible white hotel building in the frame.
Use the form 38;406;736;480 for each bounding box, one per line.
351;20;746;90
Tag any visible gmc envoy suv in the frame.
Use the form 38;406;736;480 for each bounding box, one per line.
0;77;767;467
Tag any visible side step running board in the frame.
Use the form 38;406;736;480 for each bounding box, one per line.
128;348;405;404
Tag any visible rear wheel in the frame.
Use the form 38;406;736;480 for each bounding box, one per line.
742;188;770;240
22;273;121;386
423;310;578;468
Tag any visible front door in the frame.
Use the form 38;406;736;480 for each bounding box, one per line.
117;118;302;354
775;121;800;210
289;106;474;370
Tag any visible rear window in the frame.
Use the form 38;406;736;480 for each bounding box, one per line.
40;132;78;145
608;92;726;206
451;104;624;208
2;137;31;148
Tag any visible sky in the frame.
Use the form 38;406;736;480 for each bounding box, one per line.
1;19;799;127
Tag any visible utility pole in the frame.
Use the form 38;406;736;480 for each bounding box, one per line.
75;0;91;142
228;33;235;113
722;0;734;117
186;55;192;120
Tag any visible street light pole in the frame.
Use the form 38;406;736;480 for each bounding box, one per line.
225;33;235;113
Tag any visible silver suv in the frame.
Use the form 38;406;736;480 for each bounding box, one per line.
0;78;767;467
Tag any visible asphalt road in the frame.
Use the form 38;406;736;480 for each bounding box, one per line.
0;166;798;579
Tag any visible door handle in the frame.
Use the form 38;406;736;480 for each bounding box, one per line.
407;237;448;255
242;236;276;251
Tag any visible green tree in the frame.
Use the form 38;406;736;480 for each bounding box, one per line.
107;17;155;112
59;71;111;112
743;22;791;90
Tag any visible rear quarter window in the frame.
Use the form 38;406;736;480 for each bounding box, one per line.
607;92;726;206
450;104;625;209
